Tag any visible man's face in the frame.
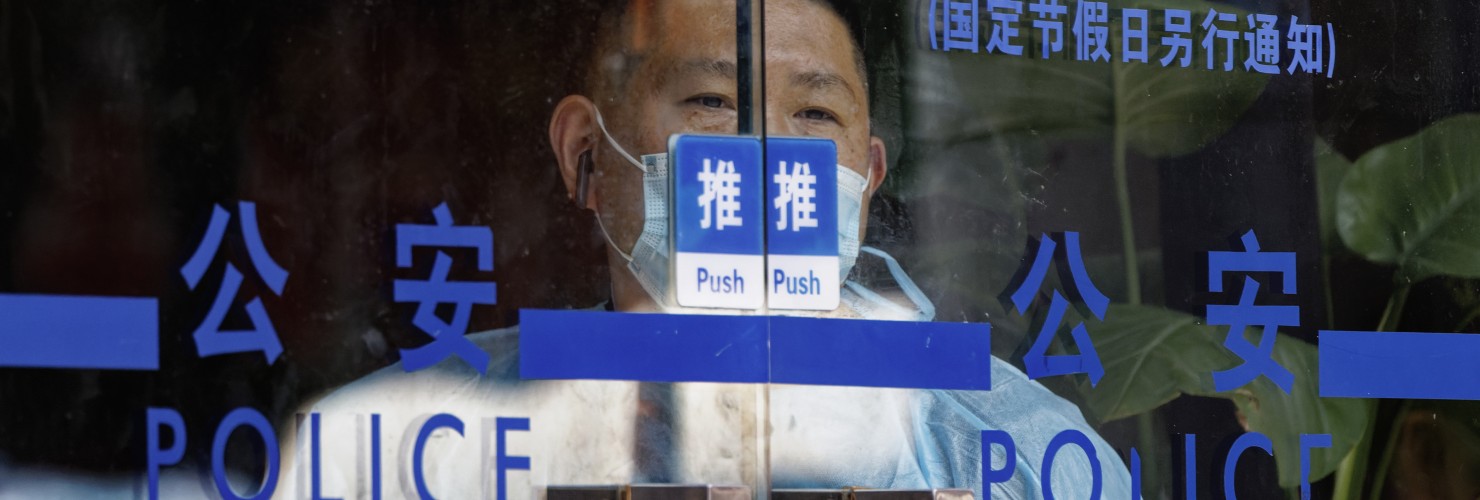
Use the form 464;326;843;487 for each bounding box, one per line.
601;0;871;156
561;0;883;310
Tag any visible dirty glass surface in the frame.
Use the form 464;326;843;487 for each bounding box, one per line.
2;0;1480;499
810;0;1480;498
0;1;769;497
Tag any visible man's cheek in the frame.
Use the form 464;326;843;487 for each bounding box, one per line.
657;103;735;136
830;131;868;168
685;112;739;135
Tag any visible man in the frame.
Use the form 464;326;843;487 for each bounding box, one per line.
546;0;889;316
283;0;1131;498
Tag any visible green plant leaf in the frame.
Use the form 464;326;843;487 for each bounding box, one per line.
946;0;1270;158
1081;304;1235;422
946;48;1110;143
1113;0;1271;158
1315;140;1353;250
1337;114;1480;281
1208;332;1371;489
1083;304;1372;487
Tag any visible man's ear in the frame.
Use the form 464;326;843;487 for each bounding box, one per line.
549;95;600;210
867;136;889;196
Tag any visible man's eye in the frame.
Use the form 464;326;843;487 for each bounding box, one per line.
797;108;838;123
687;95;730;109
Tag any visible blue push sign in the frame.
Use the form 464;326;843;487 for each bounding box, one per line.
766;137;840;310
671;135;765;309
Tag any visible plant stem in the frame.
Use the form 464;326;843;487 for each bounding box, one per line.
1376;285;1411;333
1332;401;1376;500
1112;85;1141;306
1333;286;1412;498
1111;61;1155;495
1323;254;1337;329
1362;287;1412;498
1136;412;1163;499
1366;400;1413;500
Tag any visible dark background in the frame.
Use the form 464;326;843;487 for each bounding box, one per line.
0;0;610;474
1;0;1478;497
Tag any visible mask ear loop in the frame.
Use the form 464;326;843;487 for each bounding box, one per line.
593;107;646;173
583;107;646;263
579;147;636;263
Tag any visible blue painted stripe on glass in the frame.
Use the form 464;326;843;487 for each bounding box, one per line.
519;309;993;390
519;309;769;383
770;316;991;390
1319;330;1480;400
0;294;159;370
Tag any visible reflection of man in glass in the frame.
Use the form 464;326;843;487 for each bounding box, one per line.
287;0;1130;498
547;0;899;316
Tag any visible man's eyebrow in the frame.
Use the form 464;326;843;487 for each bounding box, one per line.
656;58;738;88
791;70;858;100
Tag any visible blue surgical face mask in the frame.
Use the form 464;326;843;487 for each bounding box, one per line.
835;166;934;321
591;109;929;320
836;165;869;283
591;110;674;307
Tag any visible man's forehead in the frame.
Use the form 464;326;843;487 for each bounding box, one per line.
763;0;864;88
652;2;736;55
635;0;862;84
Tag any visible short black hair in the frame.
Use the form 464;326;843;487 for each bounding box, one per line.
814;0;869;89
585;0;869;100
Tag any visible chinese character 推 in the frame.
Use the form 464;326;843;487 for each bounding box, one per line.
699;158;744;230
774;161;819;232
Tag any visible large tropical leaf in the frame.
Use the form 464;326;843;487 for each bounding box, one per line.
1208;331;1371;489
1113;0;1269;158
1337;114;1480;280
1315;140;1353;250
947;0;1270;158
1083;304;1371;487
1081;304;1234;422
